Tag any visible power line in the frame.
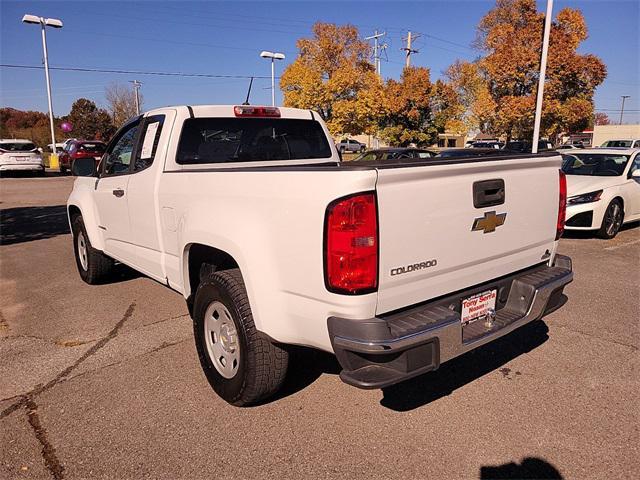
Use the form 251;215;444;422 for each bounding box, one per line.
0;64;272;79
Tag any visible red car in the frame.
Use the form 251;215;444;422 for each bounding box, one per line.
59;140;106;174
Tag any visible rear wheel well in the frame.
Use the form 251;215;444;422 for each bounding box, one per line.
68;205;82;223
187;244;239;299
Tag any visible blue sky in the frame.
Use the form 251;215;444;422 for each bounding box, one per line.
1;0;639;123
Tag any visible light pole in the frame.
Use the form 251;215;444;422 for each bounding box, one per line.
22;14;63;169
531;0;553;154
260;51;285;106
619;95;630;125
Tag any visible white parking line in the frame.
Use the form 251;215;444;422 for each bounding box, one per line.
604;238;640;251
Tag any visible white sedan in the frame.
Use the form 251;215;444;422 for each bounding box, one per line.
562;148;640;238
0;139;45;175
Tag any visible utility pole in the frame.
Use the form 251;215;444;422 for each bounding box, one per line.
130;80;142;115
401;31;420;68
531;0;553;154
365;30;386;76
619;95;630;125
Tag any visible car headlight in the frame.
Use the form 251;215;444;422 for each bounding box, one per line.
567;190;603;205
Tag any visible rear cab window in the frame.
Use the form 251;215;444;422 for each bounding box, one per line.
176;117;332;164
0;142;37;152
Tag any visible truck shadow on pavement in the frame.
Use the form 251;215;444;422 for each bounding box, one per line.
0;205;70;245
379;320;550;412
480;456;562;479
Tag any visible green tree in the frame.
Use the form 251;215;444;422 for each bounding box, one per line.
280;22;385;136
66;98;115;141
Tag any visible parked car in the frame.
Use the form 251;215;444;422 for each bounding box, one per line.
600;139;640;148
470;141;504;149
504;140;554;153
59;140;107;174
0;139;45;176
435;148;512;158
336;138;366;153
353;147;436;162
556;144;582;150
562;148;640;238
67;104;572;406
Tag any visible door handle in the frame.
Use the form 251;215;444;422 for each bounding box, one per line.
473;179;505;208
112;189;125;198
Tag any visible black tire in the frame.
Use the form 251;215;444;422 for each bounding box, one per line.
59;164;67;174
597;199;624;239
71;215;114;283
193;268;288;406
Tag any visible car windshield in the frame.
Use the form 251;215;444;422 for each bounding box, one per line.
0;142;37;152
78;143;106;153
561;153;630;176
601;140;632;147
177;118;332;164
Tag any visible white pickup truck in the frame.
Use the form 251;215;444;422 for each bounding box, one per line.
67;105;573;406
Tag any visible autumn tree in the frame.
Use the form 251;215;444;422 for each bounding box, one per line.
65;98;115;141
594;112;610;126
280;22;385;136
378;67;461;146
0;107;62;148
105;82;141;128
446;60;496;134
470;0;606;140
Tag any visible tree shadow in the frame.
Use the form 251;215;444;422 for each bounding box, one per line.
480;457;563;479
0;205;70;245
379;320;550;411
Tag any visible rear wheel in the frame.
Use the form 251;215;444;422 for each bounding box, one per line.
597;199;623;239
72;215;114;283
193;268;288;406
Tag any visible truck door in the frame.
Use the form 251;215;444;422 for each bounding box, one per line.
93;118;141;264
126;110;176;281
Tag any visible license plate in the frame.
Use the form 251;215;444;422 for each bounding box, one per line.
461;290;497;324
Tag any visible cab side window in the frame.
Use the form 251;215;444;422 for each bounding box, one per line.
103;121;141;176
133;115;165;172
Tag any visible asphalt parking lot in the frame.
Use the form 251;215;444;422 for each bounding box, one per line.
1;173;638;480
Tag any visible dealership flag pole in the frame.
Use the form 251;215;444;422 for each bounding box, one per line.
532;0;553;154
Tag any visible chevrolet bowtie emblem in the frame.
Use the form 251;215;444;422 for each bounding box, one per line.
472;211;507;234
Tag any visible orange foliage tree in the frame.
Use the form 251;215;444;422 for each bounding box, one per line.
280;23;385;137
465;0;606;140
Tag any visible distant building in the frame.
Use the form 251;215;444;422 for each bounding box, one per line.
592;124;640;147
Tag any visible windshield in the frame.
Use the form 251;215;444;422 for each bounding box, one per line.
562;153;630;176
0;142;37;152
601;140;632;147
177;118;332;164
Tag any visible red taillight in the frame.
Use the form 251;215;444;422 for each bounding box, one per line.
324;192;378;294
556;170;567;240
233;106;281;117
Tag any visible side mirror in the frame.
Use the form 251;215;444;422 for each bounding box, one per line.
72;157;97;177
631;169;640;179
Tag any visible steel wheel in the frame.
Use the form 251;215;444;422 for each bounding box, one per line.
204;301;240;379
604;202;623;237
77;231;89;271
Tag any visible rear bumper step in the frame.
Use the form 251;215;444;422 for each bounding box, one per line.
328;255;573;389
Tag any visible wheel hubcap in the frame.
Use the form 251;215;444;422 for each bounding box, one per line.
77;232;88;271
204;301;240;379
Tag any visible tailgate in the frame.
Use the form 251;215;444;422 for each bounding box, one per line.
375;154;562;314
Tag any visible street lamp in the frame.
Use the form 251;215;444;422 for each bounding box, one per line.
22;14;63;169
260;51;285;107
